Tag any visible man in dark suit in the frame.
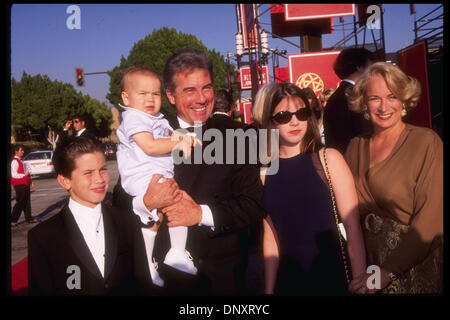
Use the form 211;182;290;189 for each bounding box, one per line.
211;89;247;130
28;136;160;295
323;47;373;154
113;49;264;295
60;114;96;142
211;89;263;291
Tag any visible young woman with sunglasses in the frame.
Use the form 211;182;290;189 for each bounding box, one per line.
260;83;367;295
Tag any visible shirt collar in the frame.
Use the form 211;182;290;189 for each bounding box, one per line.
177;116;204;129
68;197;102;223
342;79;355;86
77;128;86;136
213;111;230;117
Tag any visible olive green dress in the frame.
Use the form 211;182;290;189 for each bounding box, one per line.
345;124;443;294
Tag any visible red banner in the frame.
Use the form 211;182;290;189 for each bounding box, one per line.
239;102;253;124
289;51;341;96
274;66;289;83
284;4;355;21
397;40;432;128
239;65;269;90
270;4;333;37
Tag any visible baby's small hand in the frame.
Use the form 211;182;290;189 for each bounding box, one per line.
174;135;202;159
178;138;192;159
171;130;184;142
171;130;202;146
191;136;202;147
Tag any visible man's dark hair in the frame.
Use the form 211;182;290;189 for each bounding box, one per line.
213;89;233;113
53;136;104;178
333;47;373;80
163;48;214;94
72;114;86;122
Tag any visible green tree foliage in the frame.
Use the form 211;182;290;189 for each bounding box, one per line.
11;72;113;146
81;94;113;138
107;27;236;116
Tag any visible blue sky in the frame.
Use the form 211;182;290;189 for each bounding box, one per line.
10;3;441;106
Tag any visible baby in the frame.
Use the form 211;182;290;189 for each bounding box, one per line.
116;66;200;286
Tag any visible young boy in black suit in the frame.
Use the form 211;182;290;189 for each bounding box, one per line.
28;136;160;295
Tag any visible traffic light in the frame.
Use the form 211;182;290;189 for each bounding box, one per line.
75;67;84;86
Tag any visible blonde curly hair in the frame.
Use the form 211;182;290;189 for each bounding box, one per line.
348;62;421;114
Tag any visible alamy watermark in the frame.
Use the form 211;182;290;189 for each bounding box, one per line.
366;5;381;30
66;265;81;290
366;265;381;290
66;5;81;30
171;126;280;175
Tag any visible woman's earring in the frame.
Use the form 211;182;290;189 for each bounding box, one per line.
364;111;371;120
401;104;407;117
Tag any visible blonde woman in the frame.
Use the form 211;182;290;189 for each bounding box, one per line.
345;62;443;294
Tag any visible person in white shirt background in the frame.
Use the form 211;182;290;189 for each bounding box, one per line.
10;144;37;227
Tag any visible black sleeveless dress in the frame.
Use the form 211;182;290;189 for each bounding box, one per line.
262;152;348;295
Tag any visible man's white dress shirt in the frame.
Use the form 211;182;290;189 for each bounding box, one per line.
76;128;86;136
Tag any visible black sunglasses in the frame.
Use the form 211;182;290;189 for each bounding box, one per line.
272;108;312;124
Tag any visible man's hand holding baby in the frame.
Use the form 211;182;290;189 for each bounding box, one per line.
143;174;183;212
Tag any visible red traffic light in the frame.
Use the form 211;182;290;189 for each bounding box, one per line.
75;67;84;86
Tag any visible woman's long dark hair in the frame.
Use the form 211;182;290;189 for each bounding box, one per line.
302;87;322;121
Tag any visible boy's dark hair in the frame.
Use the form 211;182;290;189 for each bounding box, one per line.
163;48;213;94
214;89;233;113
333;47;373;80
53;136;104;178
121;66;160;92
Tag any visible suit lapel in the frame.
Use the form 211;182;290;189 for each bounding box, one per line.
166;115;180;131
102;204;118;281
62;205;103;280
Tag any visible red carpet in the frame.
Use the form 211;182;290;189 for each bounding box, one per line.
11;257;28;296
